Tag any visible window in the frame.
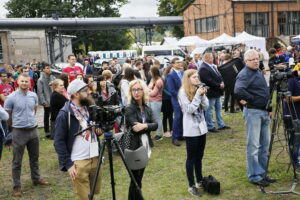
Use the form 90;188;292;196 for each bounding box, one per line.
173;49;185;57
144;50;172;56
278;11;300;35
244;12;269;37
0;38;3;64
195;16;219;34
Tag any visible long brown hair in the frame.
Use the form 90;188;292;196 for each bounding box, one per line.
181;69;198;102
150;66;161;85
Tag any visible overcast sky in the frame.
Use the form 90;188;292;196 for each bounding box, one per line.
0;0;158;18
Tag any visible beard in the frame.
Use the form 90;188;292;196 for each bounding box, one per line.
79;97;92;107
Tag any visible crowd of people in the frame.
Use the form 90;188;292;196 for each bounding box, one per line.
0;42;300;199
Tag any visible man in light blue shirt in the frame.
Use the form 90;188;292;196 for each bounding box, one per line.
5;73;49;197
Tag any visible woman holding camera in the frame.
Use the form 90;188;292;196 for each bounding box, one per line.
125;79;158;200
178;69;209;197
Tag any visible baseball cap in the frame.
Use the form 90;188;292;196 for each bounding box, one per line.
67;79;88;95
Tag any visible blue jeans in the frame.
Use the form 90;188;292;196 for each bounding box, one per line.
171;99;183;140
243;108;270;182
149;101;163;137
205;97;225;130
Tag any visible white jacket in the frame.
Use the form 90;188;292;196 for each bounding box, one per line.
178;89;209;137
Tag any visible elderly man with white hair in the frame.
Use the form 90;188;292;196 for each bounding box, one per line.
234;49;275;187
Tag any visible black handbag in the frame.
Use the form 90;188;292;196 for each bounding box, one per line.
203;175;220;195
115;131;133;152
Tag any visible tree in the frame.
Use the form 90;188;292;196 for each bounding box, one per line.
157;0;191;37
5;0;132;54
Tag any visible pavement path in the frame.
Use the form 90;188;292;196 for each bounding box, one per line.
36;105;45;128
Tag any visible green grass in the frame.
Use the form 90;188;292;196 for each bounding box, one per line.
1;112;300;200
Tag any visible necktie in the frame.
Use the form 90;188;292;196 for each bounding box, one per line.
177;71;183;80
211;65;220;77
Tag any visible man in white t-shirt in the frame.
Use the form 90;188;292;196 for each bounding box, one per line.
54;79;102;200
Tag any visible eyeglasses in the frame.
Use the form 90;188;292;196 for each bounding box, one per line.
131;88;143;93
247;58;259;62
174;61;181;64
79;88;89;93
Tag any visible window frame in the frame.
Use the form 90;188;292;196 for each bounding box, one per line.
195;16;219;34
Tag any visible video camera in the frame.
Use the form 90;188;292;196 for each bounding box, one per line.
88;104;123;131
89;105;123;123
270;69;297;83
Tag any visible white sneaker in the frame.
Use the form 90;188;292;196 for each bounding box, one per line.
163;131;172;137
188;186;201;197
196;181;203;189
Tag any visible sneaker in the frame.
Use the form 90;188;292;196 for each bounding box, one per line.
164;131;172;137
218;125;231;130
172;139;181;146
154;135;163;141
224;111;231;115
208;127;219;133
196;181;203;189
264;176;276;183
251;179;270;187
188;185;201;197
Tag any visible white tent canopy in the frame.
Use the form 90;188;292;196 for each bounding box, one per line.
161;37;178;45
292;35;300;40
177;36;210;46
235;31;267;58
208;33;238;45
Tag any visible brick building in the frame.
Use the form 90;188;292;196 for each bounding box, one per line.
182;0;300;44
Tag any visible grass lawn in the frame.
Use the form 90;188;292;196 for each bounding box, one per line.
0;112;299;200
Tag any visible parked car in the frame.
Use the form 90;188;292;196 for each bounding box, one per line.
142;45;186;58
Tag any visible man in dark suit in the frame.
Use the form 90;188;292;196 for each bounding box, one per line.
83;59;93;75
199;53;230;132
167;58;184;146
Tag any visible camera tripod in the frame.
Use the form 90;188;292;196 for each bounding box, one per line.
77;123;143;200
262;78;300;195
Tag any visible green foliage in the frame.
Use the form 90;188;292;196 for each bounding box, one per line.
157;0;191;37
5;0;132;54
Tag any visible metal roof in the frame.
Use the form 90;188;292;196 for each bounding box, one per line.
0;17;183;30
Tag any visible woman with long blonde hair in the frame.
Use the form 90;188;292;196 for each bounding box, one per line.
178;69;209;197
125;79;158;200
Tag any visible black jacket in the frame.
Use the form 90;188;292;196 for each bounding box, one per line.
199;62;224;98
50;91;68;121
125;100;158;150
97;84;119;106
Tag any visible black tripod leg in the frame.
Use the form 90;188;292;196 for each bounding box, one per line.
265;103;281;178
106;138;117;200
112;139;144;199
89;139;107;200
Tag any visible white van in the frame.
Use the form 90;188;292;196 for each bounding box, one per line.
88;50;137;59
142;45;186;58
